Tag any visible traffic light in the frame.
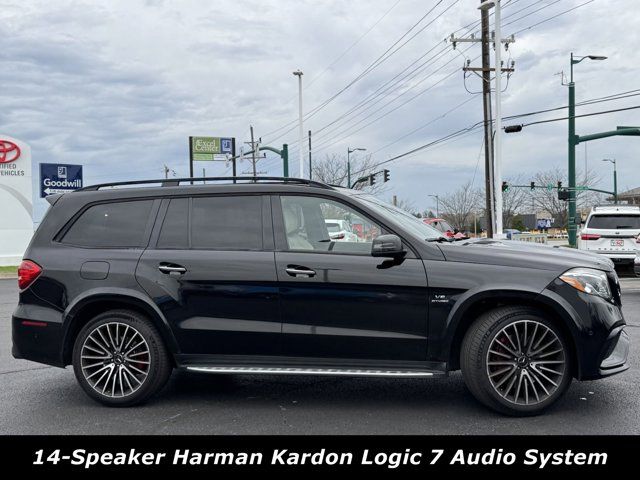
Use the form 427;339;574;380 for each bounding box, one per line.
557;181;562;189
383;169;390;183
502;181;508;192
530;181;535;190
558;189;570;201
369;174;376;186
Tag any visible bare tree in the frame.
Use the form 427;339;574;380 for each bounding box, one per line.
388;196;417;215
476;175;530;228
439;180;481;231
312;153;385;193
501;174;531;228
531;167;603;228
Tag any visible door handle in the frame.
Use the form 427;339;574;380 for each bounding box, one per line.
285;266;316;277
158;264;187;274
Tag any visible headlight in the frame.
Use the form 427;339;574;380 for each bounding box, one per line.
559;267;612;299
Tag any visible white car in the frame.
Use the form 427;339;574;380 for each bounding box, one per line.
325;219;359;242
579;205;640;267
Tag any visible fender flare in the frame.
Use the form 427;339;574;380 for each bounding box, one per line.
61;288;180;361
439;286;583;372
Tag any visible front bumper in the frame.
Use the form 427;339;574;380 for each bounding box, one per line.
595;326;630;378
542;277;629;380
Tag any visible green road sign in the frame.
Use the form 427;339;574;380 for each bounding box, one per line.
189;136;233;161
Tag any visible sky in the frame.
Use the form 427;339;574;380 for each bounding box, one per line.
1;0;639;218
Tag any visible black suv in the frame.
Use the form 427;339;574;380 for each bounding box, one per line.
12;177;629;415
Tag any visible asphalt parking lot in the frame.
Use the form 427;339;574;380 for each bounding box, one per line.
0;277;638;435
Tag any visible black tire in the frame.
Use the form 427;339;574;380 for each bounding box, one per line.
72;309;172;407
460;306;572;416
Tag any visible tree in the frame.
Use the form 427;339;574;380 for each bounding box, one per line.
531;167;602;228
476;175;530;228
439;180;481;231
312;153;385;193
389;196;417;215
501;174;530;228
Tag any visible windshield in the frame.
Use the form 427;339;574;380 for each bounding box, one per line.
352;193;445;241
326;222;341;233
588;214;640;230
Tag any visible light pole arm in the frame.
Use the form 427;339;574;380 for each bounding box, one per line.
576;127;640;144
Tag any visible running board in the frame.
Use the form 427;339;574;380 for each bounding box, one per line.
185;366;444;378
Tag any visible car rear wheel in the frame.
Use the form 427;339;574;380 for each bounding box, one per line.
461;306;572;416
72;309;172;407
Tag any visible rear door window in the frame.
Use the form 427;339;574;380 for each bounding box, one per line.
588;215;640;229
157;198;189;249
62;200;154;247
191;196;263;250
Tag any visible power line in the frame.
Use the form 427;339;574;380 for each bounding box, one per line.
265;0;532;148
511;0;595;36
293;0;532;146
262;0;457;144
350;102;640;178
260;0;403;139
311;0;597;156
520;104;640;127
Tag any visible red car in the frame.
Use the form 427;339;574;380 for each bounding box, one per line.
423;218;468;240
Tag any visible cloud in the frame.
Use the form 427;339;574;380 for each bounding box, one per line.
0;0;638;215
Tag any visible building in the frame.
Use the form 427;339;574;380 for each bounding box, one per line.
607;187;640;205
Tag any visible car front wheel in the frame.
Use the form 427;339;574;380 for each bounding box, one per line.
461;306;572;416
72;309;172;407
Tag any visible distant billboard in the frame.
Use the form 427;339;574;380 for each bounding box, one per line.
40;163;83;197
189;136;233;161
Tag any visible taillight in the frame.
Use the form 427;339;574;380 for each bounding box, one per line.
18;260;42;290
580;233;601;241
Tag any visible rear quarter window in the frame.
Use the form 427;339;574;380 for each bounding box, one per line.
587;214;640;229
61;200;154;247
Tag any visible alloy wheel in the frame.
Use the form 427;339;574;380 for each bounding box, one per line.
486;320;566;406
80;322;151;398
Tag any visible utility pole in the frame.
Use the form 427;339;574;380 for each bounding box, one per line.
450;0;515;238
250;125;258;177
293;70;304;178
308;130;312;180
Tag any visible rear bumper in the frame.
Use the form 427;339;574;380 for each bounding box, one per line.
591;251;636;263
12;303;65;368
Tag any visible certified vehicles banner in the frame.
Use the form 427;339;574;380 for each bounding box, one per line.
0;134;33;265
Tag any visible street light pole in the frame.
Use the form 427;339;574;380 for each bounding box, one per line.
493;0;504;238
567;53;607;247
347;147;366;187
429;194;440;217
603;158;617;203
293;70;304;178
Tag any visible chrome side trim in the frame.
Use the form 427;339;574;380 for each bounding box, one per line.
185;366;437;377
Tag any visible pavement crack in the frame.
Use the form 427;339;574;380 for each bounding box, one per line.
0;365;54;375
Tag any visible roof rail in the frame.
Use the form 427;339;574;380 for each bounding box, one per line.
75;176;333;192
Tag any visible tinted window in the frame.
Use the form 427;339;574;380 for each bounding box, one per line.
588;214;640;229
157;198;189;248
62;200;153;247
191;196;263;250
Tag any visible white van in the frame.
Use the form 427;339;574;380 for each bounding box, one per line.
579;205;640;265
